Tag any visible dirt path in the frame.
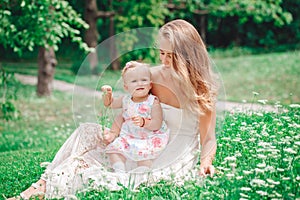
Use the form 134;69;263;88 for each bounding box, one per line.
15;73;278;112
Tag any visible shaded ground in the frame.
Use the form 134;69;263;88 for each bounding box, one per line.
15;74;278;112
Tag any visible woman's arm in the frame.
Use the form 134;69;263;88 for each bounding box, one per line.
199;108;217;176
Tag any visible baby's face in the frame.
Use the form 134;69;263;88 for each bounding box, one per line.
123;67;151;98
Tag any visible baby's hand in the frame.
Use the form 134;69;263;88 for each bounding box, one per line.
131;115;144;127
101;85;112;93
101;85;112;106
103;128;116;145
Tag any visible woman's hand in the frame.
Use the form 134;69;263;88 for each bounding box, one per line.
199;162;215;177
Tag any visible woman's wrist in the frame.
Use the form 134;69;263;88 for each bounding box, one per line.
200;154;215;165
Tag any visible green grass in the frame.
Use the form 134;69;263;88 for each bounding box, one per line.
214;50;299;104
0;71;299;199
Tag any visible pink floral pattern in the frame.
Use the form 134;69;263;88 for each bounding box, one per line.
105;94;169;161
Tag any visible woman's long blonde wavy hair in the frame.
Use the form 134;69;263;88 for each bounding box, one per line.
159;19;218;115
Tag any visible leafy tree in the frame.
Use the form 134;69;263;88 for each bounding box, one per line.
167;0;293;47
0;0;90;96
111;0;169;66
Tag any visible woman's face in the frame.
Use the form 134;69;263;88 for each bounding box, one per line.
159;38;173;68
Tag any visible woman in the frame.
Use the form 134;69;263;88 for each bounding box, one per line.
9;19;218;199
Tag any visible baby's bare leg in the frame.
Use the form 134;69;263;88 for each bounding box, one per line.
109;153;126;172
111;113;123;135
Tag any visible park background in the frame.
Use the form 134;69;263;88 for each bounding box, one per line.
0;0;299;199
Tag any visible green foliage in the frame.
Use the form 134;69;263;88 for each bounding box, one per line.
71;60;91;75
0;0;90;55
169;0;297;48
112;0;169;66
0;68;20;120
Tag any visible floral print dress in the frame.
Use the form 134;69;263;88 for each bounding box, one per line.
105;94;169;161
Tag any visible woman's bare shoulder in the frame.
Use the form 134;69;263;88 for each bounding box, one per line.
150;65;163;75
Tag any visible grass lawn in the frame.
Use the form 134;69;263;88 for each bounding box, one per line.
213;50;299;104
0;50;299;199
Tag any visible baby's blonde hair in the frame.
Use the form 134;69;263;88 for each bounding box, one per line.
159;19;218;115
122;61;151;79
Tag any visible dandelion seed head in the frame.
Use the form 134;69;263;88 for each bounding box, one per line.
265;166;275;172
240;187;251;191
257;154;267;159
254;168;265;173
229;163;237;168
283;147;297;154
282;177;291;181
239;193;249;198
257;99;268;105
224;156;237;161
256;190;268;196
256;163;266;168
266;178;280;185
251;179;266;186
233;138;241;142
273;191;282;197
226;173;235;178
256;112;264;117
235;152;242;157
243;170;252;175
289;104;300;108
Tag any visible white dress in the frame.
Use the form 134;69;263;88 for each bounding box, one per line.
41;103;199;199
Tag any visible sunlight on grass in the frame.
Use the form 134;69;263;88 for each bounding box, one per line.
214;50;299;104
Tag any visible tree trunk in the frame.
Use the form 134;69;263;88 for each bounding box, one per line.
84;0;116;74
199;14;207;43
84;0;99;74
37;4;57;97
37;47;57;96
109;0;119;71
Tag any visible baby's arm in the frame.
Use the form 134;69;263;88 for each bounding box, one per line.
101;85;124;144
132;97;163;130
103;113;124;144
